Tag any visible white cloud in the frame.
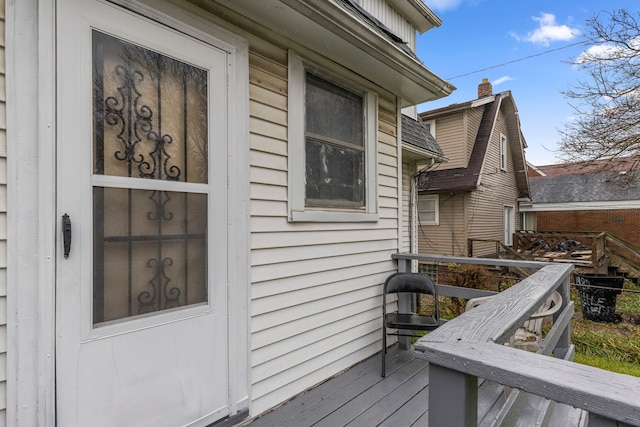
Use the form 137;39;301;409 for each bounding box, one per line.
513;13;580;46
576;36;640;64
428;0;464;12
492;76;514;86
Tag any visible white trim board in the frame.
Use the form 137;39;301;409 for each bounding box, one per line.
520;200;640;212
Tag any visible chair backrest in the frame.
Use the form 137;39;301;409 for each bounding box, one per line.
466;291;563;336
383;272;439;320
384;272;437;296
522;291;562;334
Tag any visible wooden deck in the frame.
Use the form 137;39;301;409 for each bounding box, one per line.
244;345;506;427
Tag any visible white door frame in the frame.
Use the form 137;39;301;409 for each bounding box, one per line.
6;1;250;425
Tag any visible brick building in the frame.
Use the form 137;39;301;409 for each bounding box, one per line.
521;159;640;248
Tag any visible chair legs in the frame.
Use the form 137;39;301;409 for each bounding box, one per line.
381;322;387;377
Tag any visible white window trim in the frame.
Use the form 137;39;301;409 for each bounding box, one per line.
499;133;508;171
418;194;439;226
288;51;378;222
425;119;436;138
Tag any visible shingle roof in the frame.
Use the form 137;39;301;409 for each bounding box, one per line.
532;158;639;178
530;171;640;203
418;93;502;192
401;115;444;158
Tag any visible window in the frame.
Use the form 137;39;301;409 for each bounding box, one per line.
424;119;436;138
418;262;438;282
520;211;535;231
288;51;378;222
418;194;439;225
504;205;515;246
500;133;508;171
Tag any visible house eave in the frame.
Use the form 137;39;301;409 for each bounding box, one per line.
214;0;455;106
387;0;441;34
402;143;447;163
520;200;640;212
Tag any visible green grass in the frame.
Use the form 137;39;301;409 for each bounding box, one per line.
615;282;640;315
570;280;640;377
574;352;640;377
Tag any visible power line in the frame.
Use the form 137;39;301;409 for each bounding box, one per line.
447;40;590;81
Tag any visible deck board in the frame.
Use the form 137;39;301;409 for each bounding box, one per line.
245;345;506;427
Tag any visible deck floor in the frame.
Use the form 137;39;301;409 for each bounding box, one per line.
244;345;506;427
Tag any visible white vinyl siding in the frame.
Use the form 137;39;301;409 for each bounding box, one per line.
249;43;399;415
360;0;415;51
0;1;6;421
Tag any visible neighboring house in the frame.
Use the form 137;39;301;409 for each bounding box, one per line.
522;159;640;248
416;79;530;257
401;114;448;262
6;1;453;426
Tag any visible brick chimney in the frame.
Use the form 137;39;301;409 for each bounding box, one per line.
478;78;492;98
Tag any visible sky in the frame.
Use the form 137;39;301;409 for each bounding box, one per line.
415;0;637;166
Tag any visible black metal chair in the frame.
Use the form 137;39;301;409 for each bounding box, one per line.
382;272;440;377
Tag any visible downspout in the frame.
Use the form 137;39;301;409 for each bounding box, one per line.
410;158;436;264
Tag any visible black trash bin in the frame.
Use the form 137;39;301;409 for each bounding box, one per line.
573;273;624;322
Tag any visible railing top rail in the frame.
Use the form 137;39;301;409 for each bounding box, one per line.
416;341;640;425
415;263;573;345
409;254;640;425
392;253;550;269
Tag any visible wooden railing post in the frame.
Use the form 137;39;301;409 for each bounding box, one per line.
429;363;478;427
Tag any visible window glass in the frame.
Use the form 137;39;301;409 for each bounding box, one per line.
305;73;365;208
418;195;438;225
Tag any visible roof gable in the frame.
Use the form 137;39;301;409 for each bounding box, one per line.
418;91;530;197
418;93;502;191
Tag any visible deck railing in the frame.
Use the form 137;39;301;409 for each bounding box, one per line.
393;253;640;427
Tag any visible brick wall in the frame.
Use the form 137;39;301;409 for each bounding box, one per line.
536;209;640;248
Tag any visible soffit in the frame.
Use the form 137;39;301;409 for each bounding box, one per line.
213;0;454;106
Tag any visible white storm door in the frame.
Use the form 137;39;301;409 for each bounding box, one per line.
56;1;230;426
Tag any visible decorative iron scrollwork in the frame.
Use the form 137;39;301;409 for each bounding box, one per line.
104;49;181;181
138;257;182;314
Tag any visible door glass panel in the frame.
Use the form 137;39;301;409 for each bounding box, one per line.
92;30;210;325
93;31;208;183
93;188;208;324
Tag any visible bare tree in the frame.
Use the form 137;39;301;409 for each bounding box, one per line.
559;9;640;170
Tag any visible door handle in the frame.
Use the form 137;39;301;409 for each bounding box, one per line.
62;213;72;259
